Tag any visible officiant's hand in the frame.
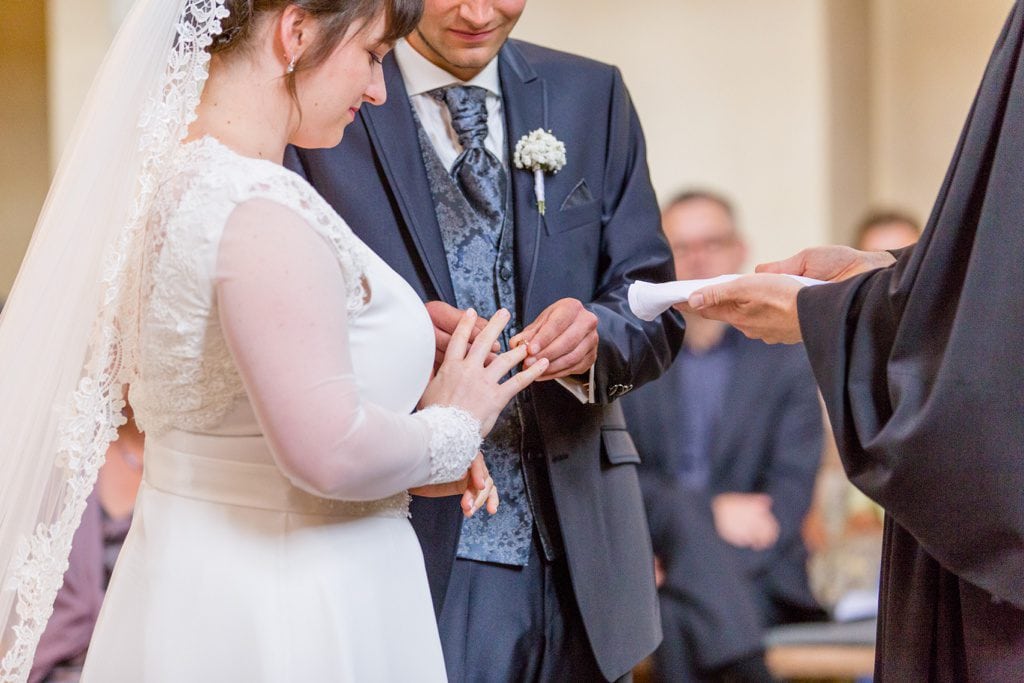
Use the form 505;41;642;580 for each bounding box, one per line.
686;273;804;344
420;308;549;437
409;452;500;518
756;245;896;282
509;298;598;380
426;301;500;373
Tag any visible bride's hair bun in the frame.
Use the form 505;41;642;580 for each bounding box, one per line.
208;0;422;63
209;0;256;54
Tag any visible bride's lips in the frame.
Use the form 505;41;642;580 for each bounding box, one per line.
449;28;497;44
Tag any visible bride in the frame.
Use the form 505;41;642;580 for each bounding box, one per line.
0;0;547;681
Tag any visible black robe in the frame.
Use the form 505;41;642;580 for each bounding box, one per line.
797;3;1024;680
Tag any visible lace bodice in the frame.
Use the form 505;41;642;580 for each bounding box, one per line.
130;137;367;435
129;136;480;502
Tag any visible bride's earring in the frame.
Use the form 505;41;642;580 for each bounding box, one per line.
286;54;297;75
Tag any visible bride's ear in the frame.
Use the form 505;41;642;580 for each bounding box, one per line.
277;5;312;71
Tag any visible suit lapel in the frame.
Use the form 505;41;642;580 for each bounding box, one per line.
499;42;546;321
362;56;456;303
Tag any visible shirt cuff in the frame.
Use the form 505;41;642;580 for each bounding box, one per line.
555;364;596;404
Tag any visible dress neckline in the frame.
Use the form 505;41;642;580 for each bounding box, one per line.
180;134;284;169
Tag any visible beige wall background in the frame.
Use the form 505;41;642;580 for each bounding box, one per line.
515;0;1013;260
869;0;1014;218
0;0;1015;295
0;1;49;298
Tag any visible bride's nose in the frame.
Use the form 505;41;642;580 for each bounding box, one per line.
364;68;387;106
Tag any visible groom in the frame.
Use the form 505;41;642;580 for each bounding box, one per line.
288;1;683;679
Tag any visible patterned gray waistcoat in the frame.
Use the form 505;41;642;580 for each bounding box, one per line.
412;116;536;566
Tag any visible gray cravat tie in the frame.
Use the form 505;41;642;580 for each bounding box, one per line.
432;85;507;223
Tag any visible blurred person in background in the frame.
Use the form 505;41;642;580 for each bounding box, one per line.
29;407;143;683
686;4;1024;674
854;209;921;252
623;191;825;682
804;209;922;623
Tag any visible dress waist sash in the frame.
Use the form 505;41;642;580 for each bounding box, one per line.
143;430;410;518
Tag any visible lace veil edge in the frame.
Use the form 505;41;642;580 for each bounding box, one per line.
0;2;227;680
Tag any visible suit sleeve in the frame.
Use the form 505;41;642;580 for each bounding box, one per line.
586;68;685;404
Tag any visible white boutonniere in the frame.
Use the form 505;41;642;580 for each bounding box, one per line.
514;129;566;215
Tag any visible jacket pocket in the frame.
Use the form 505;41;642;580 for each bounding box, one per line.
543;198;602;235
601;427;641;465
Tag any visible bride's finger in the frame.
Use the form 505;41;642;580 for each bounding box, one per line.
444;308;477;362
498;357;549;401
468;452;489;491
486;482;499;514
467;309;510;362
461;489;476;517
470;477;493;514
485;343;528;381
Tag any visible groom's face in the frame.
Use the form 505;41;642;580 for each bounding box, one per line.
407;0;526;81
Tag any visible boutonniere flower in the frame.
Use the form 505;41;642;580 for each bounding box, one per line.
514;129;566;215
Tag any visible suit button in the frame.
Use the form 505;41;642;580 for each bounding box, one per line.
499;265;513;281
609;383;633;398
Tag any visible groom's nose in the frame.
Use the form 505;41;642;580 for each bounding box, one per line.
457;0;497;28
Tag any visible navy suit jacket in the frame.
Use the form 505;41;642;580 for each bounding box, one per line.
288;40;684;679
623;333;824;615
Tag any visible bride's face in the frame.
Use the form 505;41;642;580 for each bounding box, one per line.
289;14;390;149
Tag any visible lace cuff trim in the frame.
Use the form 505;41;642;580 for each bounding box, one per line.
415;406;482;485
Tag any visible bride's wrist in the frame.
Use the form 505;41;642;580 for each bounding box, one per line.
414;406;482;485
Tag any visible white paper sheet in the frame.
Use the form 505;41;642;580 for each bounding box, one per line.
628;274;825;322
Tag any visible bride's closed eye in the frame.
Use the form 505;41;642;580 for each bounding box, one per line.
368;51;384;66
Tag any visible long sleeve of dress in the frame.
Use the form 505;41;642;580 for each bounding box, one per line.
214;198;481;501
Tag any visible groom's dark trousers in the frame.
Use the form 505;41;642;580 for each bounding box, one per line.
287;40;684;682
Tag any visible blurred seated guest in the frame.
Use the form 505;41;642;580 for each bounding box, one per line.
641;477;775;682
623;190;825;681
29;407;143;683
854;209;921;252
803;429;884;623
802;208;922;623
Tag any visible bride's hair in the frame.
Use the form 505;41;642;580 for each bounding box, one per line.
210;1;422;73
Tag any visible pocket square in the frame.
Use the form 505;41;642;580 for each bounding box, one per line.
560;179;594;211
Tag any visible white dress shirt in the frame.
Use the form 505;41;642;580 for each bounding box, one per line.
394;40;505;172
394;40;595;403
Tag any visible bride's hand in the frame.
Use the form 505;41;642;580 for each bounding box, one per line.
409;452;499;518
419;308;548;437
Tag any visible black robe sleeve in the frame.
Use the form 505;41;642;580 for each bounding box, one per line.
795;0;1024;611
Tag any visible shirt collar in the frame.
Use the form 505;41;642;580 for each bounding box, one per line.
394;39;501;98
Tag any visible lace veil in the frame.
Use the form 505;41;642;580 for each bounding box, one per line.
0;1;228;679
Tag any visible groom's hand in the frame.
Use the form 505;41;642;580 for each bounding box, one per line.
510;298;598;380
426;301;499;372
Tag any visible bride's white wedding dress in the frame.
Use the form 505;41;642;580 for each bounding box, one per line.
79;136;475;681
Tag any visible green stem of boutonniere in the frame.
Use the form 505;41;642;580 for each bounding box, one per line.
533;168;546;215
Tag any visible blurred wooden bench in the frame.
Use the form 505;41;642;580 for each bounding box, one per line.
764;618;875;680
634;619;876;682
